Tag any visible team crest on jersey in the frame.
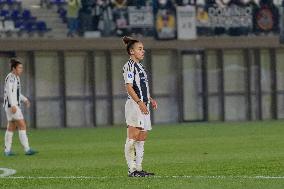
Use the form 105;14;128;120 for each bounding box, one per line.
127;72;133;79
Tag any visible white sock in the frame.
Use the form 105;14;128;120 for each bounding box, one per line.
125;138;136;173
18;130;30;152
4;131;13;153
135;141;145;171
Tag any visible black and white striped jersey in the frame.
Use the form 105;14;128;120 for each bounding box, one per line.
123;59;150;103
3;72;27;109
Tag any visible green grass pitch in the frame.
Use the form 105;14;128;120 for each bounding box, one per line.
0;121;284;189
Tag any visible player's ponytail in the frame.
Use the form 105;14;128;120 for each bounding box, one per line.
10;58;22;71
122;36;139;55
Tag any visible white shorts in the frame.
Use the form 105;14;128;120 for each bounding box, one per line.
125;99;152;131
5;106;24;121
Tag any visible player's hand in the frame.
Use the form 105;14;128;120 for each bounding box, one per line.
138;101;149;115
11;106;17;114
150;98;158;110
24;99;31;108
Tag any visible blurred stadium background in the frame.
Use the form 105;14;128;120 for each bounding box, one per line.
1;0;284;128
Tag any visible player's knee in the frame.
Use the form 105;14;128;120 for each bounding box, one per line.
7;123;16;131
130;132;140;141
138;131;147;141
17;120;26;130
7;127;16;132
18;125;26;130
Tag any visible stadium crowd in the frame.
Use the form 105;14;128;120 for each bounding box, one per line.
50;0;282;38
0;0;283;38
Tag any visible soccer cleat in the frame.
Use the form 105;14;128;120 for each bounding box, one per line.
4;151;16;156
25;149;38;155
128;170;145;177
139;170;155;176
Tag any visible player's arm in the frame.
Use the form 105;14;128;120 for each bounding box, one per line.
7;77;17;113
125;83;149;114
20;94;30;108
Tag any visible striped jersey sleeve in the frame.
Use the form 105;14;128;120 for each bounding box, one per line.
4;73;17;107
123;60;135;84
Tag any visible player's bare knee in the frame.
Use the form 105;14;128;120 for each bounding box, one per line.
17;120;27;130
7;127;16;132
7;122;17;132
138;131;148;141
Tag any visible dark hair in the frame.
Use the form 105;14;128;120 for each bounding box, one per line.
122;36;140;55
10;58;22;71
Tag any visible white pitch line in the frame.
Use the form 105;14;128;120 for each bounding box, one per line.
0;168;17;177
1;175;284;179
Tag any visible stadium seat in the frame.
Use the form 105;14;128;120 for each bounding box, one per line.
4;19;19;36
0;9;10;19
14;19;24;29
36;21;51;36
22;9;36;21
18;21;37;37
10;9;20;20
23;22;35;32
4;20;17;31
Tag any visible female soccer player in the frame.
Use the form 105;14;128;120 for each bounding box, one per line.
122;36;158;177
3;58;37;156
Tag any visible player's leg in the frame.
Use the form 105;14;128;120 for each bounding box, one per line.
16;119;37;155
135;130;147;172
135;131;154;176
4;121;17;156
135;111;154;176
125;126;141;176
124;99;146;177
